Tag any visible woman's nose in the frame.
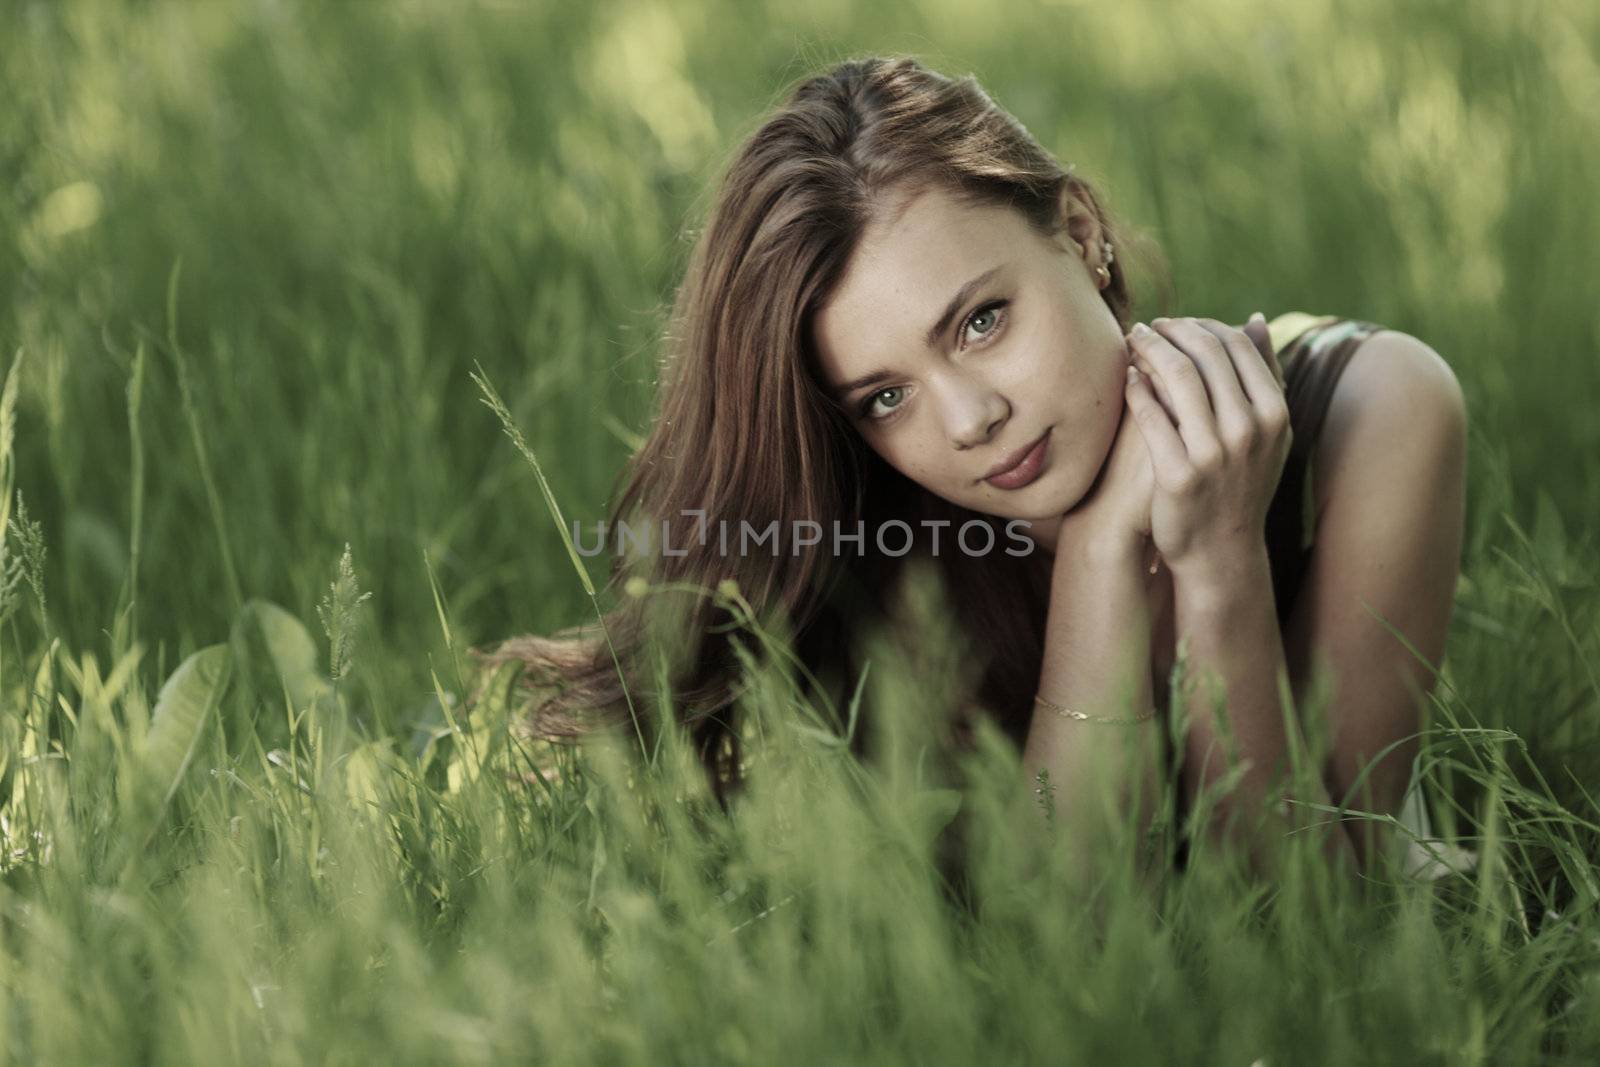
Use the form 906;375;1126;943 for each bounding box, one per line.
943;381;1009;450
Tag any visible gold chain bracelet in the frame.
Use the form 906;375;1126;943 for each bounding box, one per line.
1034;693;1156;725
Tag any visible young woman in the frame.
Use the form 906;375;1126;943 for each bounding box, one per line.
469;54;1467;876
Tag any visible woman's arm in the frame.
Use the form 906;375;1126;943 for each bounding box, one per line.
1019;529;1165;882
1177;330;1466;878
1170;546;1357;875
1281;330;1468;872
1122;314;1361;877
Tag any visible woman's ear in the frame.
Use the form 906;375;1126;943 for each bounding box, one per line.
1055;179;1107;263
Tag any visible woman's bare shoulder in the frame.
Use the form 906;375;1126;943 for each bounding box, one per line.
1311;327;1466;519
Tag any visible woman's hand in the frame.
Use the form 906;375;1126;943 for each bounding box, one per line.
1122;314;1291;574
1052;368;1157;566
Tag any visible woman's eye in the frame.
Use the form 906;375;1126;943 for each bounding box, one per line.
857;300;1008;423
862;385;905;420
962;300;1009;347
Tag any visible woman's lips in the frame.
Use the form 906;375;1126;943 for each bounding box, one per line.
983;428;1051;490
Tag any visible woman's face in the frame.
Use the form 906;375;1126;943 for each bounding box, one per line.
812;182;1132;529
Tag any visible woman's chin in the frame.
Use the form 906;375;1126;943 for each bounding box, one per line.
966;476;1083;525
1018;472;1090;523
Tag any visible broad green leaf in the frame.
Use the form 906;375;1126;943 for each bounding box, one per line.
342;738;396;811
113;643;230;881
231;599;336;716
141;644;231;813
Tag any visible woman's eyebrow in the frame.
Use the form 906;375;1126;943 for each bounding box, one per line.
830;263;1009;403
923;264;1004;349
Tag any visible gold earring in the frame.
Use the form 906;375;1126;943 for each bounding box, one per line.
1094;264;1111;288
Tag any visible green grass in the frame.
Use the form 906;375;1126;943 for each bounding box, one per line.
3;0;1600;1062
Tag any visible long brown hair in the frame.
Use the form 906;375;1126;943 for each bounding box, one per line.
467;53;1159;807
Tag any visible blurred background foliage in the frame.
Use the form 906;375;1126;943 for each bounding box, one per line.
4;0;1596;726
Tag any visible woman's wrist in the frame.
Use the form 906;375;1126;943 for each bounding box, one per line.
1055;516;1147;570
1166;540;1274;610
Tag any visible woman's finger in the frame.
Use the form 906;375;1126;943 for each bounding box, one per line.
1128;322;1220;464
1127;337;1178;421
1132;323;1203;431
1243;313;1271;358
1243;312;1286;390
1234;311;1285;391
1156;317;1252;408
1194;317;1285;418
1145;318;1239;460
1124;365;1189;485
